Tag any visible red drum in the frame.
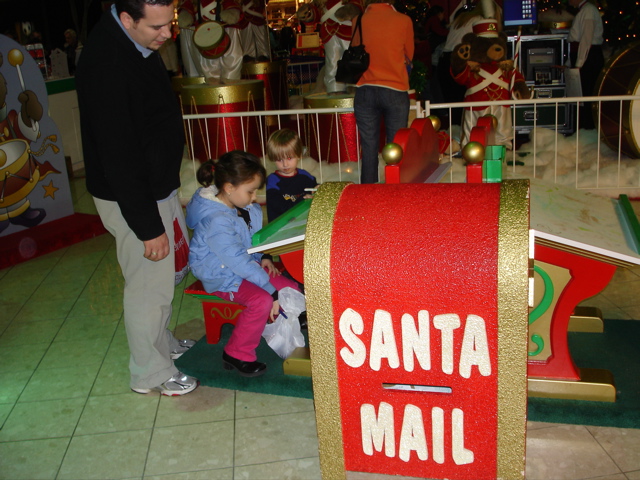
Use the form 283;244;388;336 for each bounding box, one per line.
303;93;359;164
242;60;289;113
181;80;265;162
594;40;640;159
193;21;231;59
0;139;40;208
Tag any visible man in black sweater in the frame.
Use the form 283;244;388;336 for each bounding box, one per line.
76;0;198;396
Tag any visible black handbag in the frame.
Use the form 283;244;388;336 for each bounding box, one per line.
335;15;370;84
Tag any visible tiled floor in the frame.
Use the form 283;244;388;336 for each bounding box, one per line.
1;177;640;480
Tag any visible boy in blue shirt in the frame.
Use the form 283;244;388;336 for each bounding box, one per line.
266;129;317;222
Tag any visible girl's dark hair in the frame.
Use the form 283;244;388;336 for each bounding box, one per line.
196;150;266;190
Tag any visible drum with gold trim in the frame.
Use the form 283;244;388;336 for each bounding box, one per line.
171;75;205;97
193;21;231;59
181;80;265;161
594;40;640;159
304;93;359;164
0;139;40;208
242;60;289;112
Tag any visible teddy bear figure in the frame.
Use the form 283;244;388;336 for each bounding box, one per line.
451;19;530;149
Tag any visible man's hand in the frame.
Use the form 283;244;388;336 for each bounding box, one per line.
143;233;170;261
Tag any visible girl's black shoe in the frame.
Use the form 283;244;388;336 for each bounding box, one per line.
298;311;308;330
222;351;267;377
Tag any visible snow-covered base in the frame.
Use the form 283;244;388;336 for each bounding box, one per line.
178;126;640;207
444;126;640;199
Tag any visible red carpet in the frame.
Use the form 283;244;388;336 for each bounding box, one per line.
0;213;108;270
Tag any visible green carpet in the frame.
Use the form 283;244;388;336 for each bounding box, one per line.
175;324;313;399
528;319;640;429
176;320;640;428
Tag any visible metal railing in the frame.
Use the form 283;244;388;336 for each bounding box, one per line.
180;93;640;198
287;58;324;96
426;95;640;196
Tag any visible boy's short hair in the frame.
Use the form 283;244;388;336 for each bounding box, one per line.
267;128;303;162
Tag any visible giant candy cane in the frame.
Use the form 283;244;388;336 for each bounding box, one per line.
510;27;522;99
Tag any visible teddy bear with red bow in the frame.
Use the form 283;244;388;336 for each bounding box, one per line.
451;18;530;149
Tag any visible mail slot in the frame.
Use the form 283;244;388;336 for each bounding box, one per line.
304;181;530;480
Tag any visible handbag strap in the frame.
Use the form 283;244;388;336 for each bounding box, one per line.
351;14;364;45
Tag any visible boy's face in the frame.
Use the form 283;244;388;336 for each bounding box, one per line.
275;156;299;177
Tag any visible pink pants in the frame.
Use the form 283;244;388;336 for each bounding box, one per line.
214;273;300;361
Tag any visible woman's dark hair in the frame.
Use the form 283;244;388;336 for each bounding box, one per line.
115;0;174;23
196;150;266;190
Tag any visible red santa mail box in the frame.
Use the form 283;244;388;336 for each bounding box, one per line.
304;181;530;480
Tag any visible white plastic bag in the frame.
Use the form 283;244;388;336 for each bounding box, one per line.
262;287;306;359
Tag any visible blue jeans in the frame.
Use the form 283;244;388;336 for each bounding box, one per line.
354;86;410;184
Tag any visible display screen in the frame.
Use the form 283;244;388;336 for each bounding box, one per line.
504;0;537;26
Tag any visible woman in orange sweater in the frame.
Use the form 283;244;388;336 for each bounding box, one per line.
352;0;414;184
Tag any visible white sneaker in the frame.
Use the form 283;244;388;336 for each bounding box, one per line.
131;371;199;396
170;339;197;360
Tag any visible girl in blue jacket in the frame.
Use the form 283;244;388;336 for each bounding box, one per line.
186;151;300;377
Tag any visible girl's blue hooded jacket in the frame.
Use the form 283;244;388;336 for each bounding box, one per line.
186;186;275;296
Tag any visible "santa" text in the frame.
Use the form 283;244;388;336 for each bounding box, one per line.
339;308;492;377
